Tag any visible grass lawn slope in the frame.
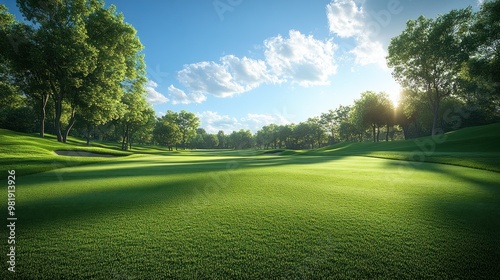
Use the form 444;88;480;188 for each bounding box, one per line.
0;125;499;279
0;129;131;176
310;122;500;172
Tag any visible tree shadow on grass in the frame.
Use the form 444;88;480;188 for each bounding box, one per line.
382;159;500;278
15;154;352;231
383;157;500;192
21;153;352;188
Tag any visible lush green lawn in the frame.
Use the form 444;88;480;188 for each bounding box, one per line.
1;125;499;278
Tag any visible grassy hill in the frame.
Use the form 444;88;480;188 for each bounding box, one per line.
0;129;133;176
306;122;500;172
1;123;499;175
1;124;499;278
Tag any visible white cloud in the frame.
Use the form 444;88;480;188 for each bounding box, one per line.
326;0;365;38
197;111;293;134
240;113;292;132
168;85;206;105
264;30;337;87
242;113;276;126
350;36;387;67
197;111;242;134
326;0;387;68
173;30;338;103
177;55;273;99
145;80;169;105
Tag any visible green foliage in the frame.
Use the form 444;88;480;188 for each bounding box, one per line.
229;129;254;149
177;110;200;148
154;114;182;150
351;91;394;142
387;8;474;135
8;0;146;142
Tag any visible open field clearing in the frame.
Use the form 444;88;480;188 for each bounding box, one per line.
1;148;499;278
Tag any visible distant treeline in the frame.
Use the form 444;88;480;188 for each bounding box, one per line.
1;1;498;150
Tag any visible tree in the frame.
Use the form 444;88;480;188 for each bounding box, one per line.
377;93;395;141
217;130;226;149
333;105;354;142
468;0;500;96
352;91;389;142
228;129;254;149
204;134;219;149
458;0;500;125
154;117;181;151
395;89;432;139
177;110;200;149
307;117;327;148
320;110;338;145
116;87;154;150
277;125;293;149
387;8;473;135
1;5;51;136
15;0;145;142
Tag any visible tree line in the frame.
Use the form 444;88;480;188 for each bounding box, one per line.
0;0;152;148
1;0;499;150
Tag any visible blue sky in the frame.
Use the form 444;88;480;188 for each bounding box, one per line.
3;0;481;133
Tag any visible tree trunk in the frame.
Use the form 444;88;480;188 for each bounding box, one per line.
54;96;63;142
430;89;441;136
39;94;49;138
86;124;91;146
431;106;440;136
62;108;77;143
386;124;390;141
122;124;129;150
372;125;376;142
376;126;380;142
128;131;132;150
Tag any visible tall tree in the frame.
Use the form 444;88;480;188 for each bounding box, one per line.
154;117;181;151
1;5;51;136
217;130;226;149
352;91;388;142
387;8;473;135
116;87;153;150
16;0;145;142
176;110;200;149
320;110;338;145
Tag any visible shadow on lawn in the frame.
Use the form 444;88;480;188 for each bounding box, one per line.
383;159;500;278
16;153;350;230
383;158;500;191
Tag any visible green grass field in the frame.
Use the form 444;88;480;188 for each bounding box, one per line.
1;124;499;279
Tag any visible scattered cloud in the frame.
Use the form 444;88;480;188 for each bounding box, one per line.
197;111;293;134
350;36;387;67
264;30;337;87
145;80;169;105
197;111;242;134
171;30;338;104
326;0;387;68
241;112;293;132
176;55;274;101
168;85;206;105
326;0;365;38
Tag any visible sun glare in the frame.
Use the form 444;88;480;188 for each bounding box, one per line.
389;92;400;107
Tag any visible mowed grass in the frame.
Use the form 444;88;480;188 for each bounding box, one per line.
1;153;499;278
0;124;499;278
0;129;132;176
308;122;500;172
